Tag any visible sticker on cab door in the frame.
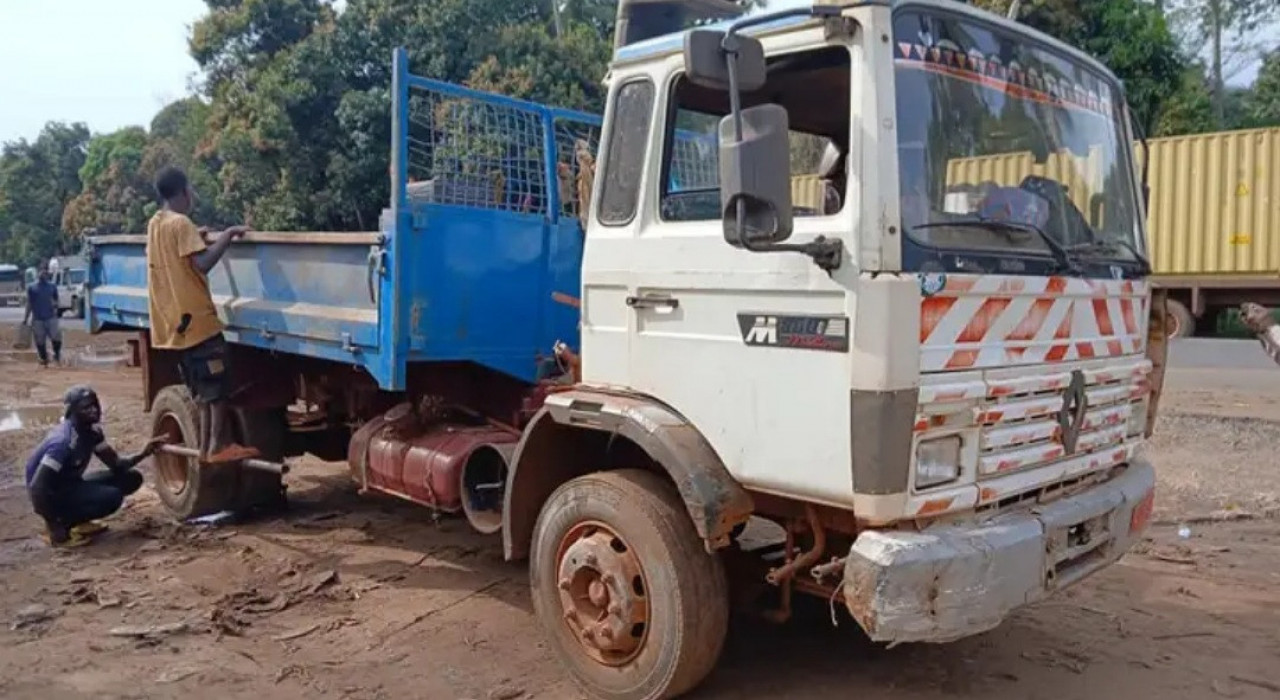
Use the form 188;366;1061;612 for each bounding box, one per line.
736;313;850;353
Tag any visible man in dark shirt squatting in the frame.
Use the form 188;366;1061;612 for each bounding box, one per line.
25;385;166;547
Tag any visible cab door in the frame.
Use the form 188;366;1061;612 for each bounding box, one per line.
586;39;863;504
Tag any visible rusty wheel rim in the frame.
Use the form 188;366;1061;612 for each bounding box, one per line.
154;413;190;497
555;520;651;667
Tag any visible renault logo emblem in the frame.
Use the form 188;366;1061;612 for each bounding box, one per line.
1059;370;1089;454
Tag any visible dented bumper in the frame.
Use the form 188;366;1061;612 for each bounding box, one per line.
843;459;1156;644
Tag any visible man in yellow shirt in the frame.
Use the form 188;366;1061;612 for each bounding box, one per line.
147;167;259;465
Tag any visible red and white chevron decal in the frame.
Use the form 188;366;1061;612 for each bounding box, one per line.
919;274;1149;373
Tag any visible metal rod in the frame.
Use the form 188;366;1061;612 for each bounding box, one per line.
156;444;290;475
766;504;827;585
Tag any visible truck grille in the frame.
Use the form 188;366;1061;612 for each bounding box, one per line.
915;356;1150;510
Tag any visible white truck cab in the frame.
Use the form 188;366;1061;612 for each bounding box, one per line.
534;0;1164;689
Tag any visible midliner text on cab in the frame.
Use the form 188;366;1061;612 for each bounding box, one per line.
591;0;1162;683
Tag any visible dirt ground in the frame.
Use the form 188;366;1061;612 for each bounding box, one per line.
2;326;1279;700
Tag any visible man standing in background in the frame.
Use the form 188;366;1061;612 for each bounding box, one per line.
147;166;259;465
23;262;61;367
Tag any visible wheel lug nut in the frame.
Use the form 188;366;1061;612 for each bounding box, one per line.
558;577;572;590
608;603;622;616
580;628;593;640
598;626;614;640
601;573;616;585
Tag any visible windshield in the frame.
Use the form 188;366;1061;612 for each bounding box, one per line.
893;9;1144;276
65;269;86;285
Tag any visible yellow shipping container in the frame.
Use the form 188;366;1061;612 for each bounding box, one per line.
1144;126;1280;278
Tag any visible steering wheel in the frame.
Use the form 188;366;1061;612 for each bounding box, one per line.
976;185;1050;241
1019;175;1095;246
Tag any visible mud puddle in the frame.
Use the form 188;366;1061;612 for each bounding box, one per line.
0;346;128;369
0;406;62;433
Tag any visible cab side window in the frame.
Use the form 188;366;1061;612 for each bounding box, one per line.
659;46;852;223
597;79;656;227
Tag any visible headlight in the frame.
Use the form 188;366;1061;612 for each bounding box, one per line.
916;436;962;489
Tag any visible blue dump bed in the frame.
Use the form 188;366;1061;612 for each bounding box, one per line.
88;49;600;391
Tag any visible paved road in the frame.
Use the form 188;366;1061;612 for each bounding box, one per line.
1167;337;1272;370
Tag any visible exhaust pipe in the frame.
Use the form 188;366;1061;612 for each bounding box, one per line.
460;442;517;535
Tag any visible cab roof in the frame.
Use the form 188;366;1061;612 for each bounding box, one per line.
611;0;1125;94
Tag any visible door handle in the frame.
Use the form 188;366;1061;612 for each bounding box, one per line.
626;295;679;311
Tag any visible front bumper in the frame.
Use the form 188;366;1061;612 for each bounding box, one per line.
843;458;1156;644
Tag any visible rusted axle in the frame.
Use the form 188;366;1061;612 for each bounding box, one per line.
155;444;290;475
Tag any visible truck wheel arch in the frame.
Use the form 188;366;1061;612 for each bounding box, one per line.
502;389;754;561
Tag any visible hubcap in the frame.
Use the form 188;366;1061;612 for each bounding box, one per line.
555;521;650;666
154;413;190;496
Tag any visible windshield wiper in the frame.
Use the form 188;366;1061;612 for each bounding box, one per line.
912;220;1083;275
1068;239;1153;275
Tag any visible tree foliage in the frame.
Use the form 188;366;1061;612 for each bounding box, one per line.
1244;50;1280;126
0;122;90;266
1165;0;1279;126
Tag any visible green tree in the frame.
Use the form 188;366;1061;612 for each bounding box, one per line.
1166;0;1279;126
63;127;154;235
467;20;612;111
1156;66;1217;134
0;122;90;265
1244;50;1280;126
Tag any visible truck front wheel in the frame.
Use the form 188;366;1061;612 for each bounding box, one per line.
529;469;729;700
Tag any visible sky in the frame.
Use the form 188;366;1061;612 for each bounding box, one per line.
0;0;207;144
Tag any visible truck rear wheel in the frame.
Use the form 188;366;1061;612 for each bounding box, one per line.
233;407;287;511
1167;299;1194;338
150;385;238;520
529;469;729;700
149;385;286;519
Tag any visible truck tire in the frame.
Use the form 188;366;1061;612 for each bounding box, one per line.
149;385;239;520
530;469;729;700
1167;299;1195;339
233;407;287;511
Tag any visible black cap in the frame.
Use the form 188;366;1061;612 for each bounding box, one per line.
63;385;100;419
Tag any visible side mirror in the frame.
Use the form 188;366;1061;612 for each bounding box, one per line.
719;104;794;246
684;29;767;92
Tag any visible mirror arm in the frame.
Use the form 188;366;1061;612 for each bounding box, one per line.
715;3;862;274
743;235;845;272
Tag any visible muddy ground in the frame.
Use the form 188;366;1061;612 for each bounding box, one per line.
1;326;1279;700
